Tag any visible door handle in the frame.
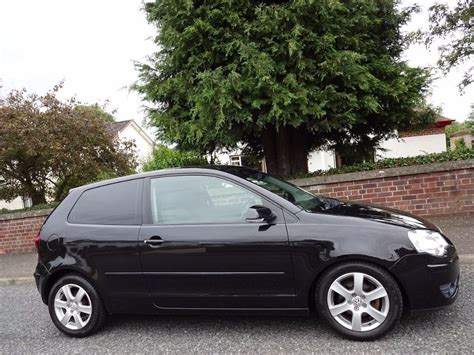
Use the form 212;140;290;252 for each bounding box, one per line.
245;217;266;223
144;236;165;247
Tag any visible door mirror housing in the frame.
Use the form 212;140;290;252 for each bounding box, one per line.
245;205;276;223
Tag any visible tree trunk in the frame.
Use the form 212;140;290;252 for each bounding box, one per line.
262;125;308;177
275;126;291;177
31;192;47;206
262;128;278;174
289;126;308;174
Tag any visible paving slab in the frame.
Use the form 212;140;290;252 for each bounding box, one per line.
0;252;37;279
431;214;474;254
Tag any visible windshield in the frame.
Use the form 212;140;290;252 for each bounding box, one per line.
225;167;325;211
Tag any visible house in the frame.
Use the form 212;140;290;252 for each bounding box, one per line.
308;115;455;171
449;129;473;150
221;115;455;172
0;119;154;211
215;143;266;171
376;115;455;160
106;119;155;166
0;196;29;210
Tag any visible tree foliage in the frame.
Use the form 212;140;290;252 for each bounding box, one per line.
75;104;115;123
469;103;474;122
136;0;435;176
427;0;473;90
446;103;474;137
0;85;137;205
142;144;207;171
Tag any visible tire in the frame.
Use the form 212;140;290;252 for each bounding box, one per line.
48;274;106;337
315;262;403;340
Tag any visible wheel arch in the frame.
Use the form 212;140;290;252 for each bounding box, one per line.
41;267;101;306
307;256;410;312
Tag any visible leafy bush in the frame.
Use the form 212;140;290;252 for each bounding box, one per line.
142;145;208;171
293;148;474;179
453;138;467;150
446;121;474;137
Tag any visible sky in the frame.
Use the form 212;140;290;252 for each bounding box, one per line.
0;0;472;128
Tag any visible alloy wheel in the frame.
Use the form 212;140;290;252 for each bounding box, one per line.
327;272;389;332
54;283;92;330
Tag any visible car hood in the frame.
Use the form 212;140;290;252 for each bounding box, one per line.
313;197;440;231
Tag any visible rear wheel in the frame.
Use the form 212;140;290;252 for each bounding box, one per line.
316;262;402;340
48;274;106;337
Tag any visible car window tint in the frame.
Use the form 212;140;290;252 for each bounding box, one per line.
69;179;141;225
150;175;263;224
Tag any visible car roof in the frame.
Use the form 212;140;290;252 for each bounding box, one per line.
70;165;259;192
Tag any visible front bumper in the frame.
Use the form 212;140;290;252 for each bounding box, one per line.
390;248;460;311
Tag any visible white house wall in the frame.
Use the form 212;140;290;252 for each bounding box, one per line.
450;133;473;149
118;125;154;167
215;149;241;165
377;134;447;160
0;196;24;210
307;150;336;172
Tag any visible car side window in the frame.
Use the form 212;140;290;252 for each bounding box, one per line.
150;175;263;224
68;179;141;225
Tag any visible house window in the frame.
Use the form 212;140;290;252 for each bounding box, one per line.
229;154;263;170
229;155;242;166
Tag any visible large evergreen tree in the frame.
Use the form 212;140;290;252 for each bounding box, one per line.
136;0;435;176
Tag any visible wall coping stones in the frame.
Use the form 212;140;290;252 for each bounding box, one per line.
0;208;53;222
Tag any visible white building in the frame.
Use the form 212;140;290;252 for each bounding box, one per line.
307;150;337;171
222;115;455;172
0;197;28;210
106;119;155;167
377;116;454;160
450;129;473;150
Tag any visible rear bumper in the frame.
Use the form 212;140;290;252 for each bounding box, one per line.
390;251;460;311
33;261;49;304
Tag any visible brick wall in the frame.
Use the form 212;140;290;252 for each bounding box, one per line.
0;209;51;254
1;160;473;254
399;126;445;137
291;160;474;217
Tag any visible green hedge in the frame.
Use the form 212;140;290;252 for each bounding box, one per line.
294;148;474;179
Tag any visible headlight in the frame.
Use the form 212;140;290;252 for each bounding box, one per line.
408;229;449;257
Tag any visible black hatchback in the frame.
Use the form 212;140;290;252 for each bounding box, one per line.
34;166;459;340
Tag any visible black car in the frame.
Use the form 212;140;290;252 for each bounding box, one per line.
34;166;459;340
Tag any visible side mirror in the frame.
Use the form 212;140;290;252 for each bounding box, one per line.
245;205;276;224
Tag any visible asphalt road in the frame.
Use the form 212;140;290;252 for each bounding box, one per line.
0;265;472;354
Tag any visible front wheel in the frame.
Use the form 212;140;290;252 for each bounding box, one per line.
48;274;106;337
316;262;403;340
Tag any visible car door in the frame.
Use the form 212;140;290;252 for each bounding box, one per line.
138;173;296;309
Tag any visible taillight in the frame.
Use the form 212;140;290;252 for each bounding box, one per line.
34;233;41;250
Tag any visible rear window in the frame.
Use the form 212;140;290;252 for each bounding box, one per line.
68;179;141;225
